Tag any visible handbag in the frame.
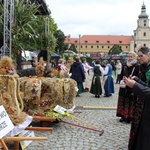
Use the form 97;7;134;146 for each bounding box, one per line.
119;67;135;88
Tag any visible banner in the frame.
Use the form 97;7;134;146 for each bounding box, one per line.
0;105;14;138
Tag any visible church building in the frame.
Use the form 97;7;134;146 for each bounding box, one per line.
130;2;150;52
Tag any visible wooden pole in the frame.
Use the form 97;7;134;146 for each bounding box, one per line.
70;115;98;129
14;141;19;150
33;116;56;121
74;110;82;113
4;136;48;141
3;136;48;150
76;106;116;109
0;139;9;150
25;126;53;131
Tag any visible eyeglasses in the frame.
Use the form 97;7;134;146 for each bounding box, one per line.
138;54;145;58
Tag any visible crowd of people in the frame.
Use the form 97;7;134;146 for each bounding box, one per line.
55;46;150;150
56;56;116;98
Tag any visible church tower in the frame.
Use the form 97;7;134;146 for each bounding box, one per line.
130;2;150;52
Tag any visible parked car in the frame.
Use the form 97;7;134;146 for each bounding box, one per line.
111;54;120;59
119;52;129;57
22;50;37;61
63;50;77;57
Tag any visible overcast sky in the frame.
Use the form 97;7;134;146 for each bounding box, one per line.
45;0;150;38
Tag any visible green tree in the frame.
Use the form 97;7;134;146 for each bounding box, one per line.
49;16;57;34
108;44;122;54
68;44;77;53
0;0;59;66
54;29;66;55
12;0;40;59
0;1;56;53
48;16;57;52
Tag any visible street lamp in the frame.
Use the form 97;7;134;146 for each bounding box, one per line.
79;34;81;57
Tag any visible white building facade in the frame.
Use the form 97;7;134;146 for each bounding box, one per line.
130;3;150;52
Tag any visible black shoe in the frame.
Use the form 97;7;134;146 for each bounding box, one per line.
124;118;131;124
95;95;100;98
119;118;124;122
76;94;80;97
104;94;112;97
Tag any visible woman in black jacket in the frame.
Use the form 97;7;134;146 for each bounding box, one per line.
90;60;102;98
70;57;85;97
116;51;140;123
124;46;150;150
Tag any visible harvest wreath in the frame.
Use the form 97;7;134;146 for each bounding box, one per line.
0;56;77;122
0;56;27;125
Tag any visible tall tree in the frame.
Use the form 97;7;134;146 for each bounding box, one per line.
0;0;58;63
108;44;122;54
54;29;66;55
68;44;77;53
12;0;40;59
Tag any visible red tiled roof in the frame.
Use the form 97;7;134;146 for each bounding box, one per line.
65;36;78;44
65;35;132;45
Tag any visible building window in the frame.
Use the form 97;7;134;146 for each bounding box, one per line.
143;44;146;47
134;44;137;48
97;46;99;48
107;41;110;43
108;46;110;48
75;40;77;43
81;45;82;48
143;32;146;36
134;32;136;36
119;41;122;43
120;46;122;49
126;46;128;49
85;40;88;43
85;45;87;48
102;46;104;48
96;41;99;43
144;20;146;26
91;46;93;48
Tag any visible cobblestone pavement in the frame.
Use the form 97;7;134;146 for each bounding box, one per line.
24;83;131;150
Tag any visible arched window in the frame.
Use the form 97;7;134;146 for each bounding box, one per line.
144;20;147;26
